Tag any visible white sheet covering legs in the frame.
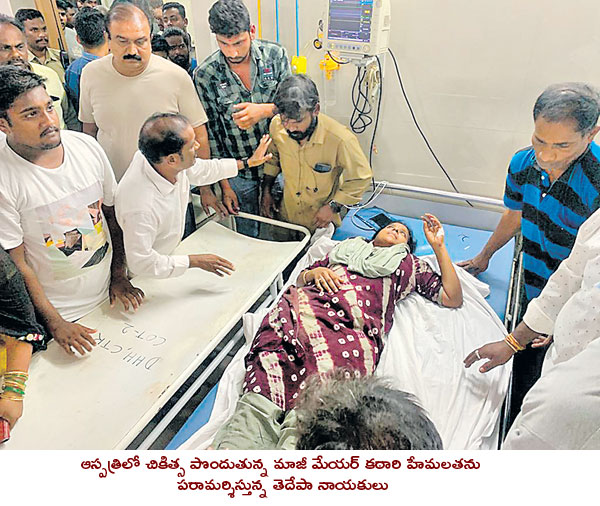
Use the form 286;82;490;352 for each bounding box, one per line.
180;236;511;450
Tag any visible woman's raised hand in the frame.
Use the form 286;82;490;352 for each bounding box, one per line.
422;213;445;249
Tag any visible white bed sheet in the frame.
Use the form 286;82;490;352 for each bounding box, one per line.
180;234;511;450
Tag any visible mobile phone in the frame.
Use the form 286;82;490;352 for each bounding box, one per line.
371;212;392;228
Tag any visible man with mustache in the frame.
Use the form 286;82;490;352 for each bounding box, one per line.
458;83;600;425
261;75;372;233
163;26;195;77
15;9;65;82
0;65;144;357
193;0;290;238
0;15;69;129
161;2;194;60
79;2;209;182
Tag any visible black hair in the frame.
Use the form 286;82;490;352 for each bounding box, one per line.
138;112;190;164
107;0;152;36
151;33;167;53
274;74;320;122
533;83;600;135
74;7;106;48
372;220;417;253
163;25;188;46
56;0;69;11
15;9;44;26
295;370;443;450
208;0;250;37
0;14;25;33
0;66;46;123
162;1;185;18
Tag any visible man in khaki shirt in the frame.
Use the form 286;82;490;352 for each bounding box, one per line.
79;3;209;181
261;75;372;233
0;15;71;129
15;9;66;82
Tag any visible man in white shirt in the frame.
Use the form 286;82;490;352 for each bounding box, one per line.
464;208;600;449
79;2;209;181
115;112;272;278
0;66;144;357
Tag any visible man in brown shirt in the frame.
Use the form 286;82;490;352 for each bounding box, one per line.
261;75;372;232
15;9;66;82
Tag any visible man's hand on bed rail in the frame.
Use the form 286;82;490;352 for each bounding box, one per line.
190;254;235;277
464;341;515;373
298;267;344;294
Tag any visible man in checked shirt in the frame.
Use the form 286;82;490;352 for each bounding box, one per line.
193;0;290;237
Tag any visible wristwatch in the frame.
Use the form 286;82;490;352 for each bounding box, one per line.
328;200;342;213
242;157;250;170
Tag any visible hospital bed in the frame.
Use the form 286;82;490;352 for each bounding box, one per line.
168;184;518;450
1;214;309;450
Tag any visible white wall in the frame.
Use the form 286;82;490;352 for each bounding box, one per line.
189;1;600;199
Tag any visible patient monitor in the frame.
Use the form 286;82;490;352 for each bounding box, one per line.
324;0;391;58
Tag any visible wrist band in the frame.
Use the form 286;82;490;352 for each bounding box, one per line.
302;270;310;285
504;333;525;353
1;371;28;402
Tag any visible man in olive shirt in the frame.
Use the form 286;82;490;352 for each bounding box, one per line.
15;9;66;82
261;75;372;233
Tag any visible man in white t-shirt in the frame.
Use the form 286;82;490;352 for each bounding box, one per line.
0;66;144;356
79;3;209;181
115;113;272;278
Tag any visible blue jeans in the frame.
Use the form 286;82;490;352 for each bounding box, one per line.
229;175;260;238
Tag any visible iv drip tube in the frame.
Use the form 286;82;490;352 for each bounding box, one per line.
275;0;280;42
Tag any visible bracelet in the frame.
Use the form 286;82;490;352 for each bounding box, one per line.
0;394;24;402
504;333;525;353
503;339;518;354
302;270;310;285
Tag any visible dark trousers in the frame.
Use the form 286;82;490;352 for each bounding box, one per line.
182;202;196;240
508;344;547;429
506;289;547;429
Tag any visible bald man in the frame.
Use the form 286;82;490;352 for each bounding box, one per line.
115;113;272;279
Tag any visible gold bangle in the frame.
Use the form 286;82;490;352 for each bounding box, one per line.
506;332;526;351
302;270;310;285
503;339;518;354
0;394;24;402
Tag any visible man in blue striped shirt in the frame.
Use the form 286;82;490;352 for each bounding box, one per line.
460;82;600;423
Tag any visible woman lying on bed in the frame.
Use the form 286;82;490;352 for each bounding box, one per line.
212;214;463;450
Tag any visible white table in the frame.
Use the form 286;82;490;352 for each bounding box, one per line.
4;215;308;449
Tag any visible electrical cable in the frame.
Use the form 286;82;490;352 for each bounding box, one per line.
326;51;350;65
350;65;373;134
387;48;472;206
368;55;383;191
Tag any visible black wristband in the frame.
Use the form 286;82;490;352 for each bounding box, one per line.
328;200;342;213
242;158;250;170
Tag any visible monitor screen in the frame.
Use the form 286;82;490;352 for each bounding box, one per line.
327;0;374;43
